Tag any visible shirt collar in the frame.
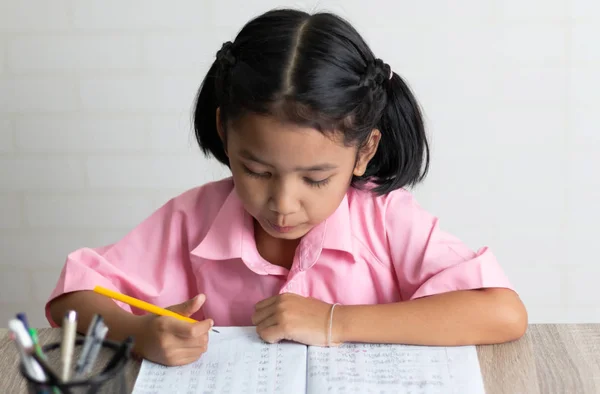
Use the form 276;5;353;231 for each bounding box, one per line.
297;194;355;269
190;188;252;261
190;187;355;270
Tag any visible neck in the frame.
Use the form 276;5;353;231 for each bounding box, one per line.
253;220;300;270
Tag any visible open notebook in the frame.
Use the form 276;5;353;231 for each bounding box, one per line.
132;327;485;394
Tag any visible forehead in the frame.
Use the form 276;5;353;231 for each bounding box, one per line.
228;113;356;165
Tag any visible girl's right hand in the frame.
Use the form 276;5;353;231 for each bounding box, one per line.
132;294;213;366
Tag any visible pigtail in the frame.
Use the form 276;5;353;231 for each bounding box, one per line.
193;62;229;166
193;42;238;168
367;72;430;195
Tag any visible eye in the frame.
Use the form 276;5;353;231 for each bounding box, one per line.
243;165;271;179
304;177;330;188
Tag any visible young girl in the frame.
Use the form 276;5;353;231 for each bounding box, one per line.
47;9;527;366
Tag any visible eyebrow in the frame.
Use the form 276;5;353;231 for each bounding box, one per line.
239;149;338;172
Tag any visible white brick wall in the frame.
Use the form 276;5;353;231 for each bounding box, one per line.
142;34;212;71
0;231;98;269
0;38;5;74
80;76;201;111
0;1;71;31
30;269;61;304
8;35;142;72
572;23;600;65
146;114;199;153
0;0;599;327
71;1;213;30
86;155;228;189
571;0;600;20
0;78;79;112
0;194;22;229
567;266;600;307
14;116;149;153
494;0;567;21
0;268;31;304
0;158;86;190
494;25;567;68
0;117;13;152
23;194;156;228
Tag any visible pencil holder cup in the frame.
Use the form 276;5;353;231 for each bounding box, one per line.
20;337;133;394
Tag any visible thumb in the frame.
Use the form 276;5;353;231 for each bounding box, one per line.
166;294;206;317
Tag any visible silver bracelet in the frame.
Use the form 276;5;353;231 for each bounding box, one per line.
327;303;340;347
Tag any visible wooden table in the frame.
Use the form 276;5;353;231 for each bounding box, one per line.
1;324;599;393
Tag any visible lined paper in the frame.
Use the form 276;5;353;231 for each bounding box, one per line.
132;327;307;394
132;327;486;394
306;343;485;394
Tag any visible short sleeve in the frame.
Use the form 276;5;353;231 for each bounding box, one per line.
45;193;202;327
384;192;513;301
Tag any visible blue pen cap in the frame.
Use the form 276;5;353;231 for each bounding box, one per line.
16;313;31;331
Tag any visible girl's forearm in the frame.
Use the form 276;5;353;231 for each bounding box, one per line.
48;291;144;343
333;288;527;346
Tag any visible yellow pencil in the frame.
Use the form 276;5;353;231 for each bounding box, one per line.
93;286;219;332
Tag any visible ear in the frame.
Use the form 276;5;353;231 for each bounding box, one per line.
216;107;228;156
353;129;381;177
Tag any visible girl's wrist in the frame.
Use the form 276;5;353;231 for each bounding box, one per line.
330;304;349;345
103;311;146;357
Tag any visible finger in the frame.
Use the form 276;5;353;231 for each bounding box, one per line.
167;294;207;317
187;319;214;337
167;345;209;366
251;306;276;326
177;319;213;339
255;314;278;331
174;333;209;349
181;346;208;363
257;323;285;344
255;295;280;311
157;330;208;351
165;317;213;339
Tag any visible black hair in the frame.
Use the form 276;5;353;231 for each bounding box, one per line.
193;9;429;195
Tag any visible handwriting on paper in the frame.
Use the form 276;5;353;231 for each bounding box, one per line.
132;327;306;394
132;328;485;394
306;343;485;394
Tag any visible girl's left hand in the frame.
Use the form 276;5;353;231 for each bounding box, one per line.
252;293;334;346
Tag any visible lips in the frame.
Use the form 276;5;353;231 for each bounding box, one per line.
267;221;297;233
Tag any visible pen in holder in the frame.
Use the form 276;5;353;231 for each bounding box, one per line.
20;337;133;394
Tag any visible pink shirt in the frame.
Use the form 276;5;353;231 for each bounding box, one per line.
46;178;513;327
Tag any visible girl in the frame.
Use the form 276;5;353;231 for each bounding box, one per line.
47;9;527;366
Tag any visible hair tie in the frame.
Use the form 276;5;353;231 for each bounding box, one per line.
360;59;392;88
377;59;392;81
216;41;236;67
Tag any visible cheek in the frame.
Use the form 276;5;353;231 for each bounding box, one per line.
304;203;331;224
304;179;351;223
230;169;264;209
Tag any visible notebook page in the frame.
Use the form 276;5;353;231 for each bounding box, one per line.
132;327;307;394
307;343;485;394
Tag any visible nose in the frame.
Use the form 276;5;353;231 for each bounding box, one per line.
268;180;300;216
